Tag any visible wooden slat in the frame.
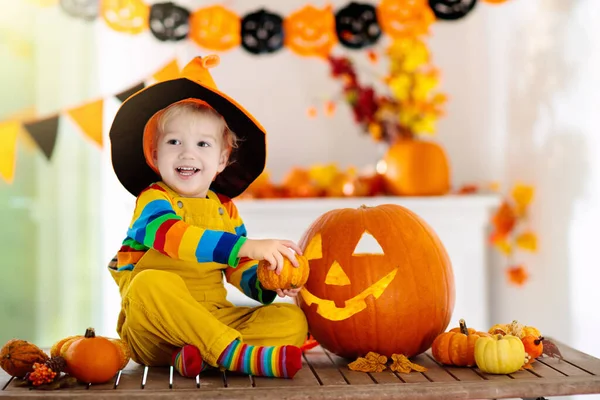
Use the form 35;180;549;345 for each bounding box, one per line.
110;363;145;390
223;371;252;388
394;370;430;384
554;339;600;375
411;354;456;383
424;353;484;382
197;369;225;389
253;357;320;388
324;350;375;385
303;348;347;386
538;356;593;377
369;370;403;384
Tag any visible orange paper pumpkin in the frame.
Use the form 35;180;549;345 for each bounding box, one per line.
190;5;240;51
297;204;455;359
284;5;337;58
376;0;435;39
101;0;149;34
382;139;450;196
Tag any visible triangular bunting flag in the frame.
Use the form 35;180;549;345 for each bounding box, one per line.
153;59;180;83
0;120;21;184
66;99;104;147
115;82;145;103
24;115;59;160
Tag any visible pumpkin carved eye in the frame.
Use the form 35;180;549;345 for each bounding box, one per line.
304;233;323;260
353;231;384;255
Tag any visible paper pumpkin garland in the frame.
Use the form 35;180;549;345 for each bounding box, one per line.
149;2;190;42
189;5;240;51
335;2;381;49
377;0;436;39
284;5;338;58
59;0;98;21
101;0;149;34
241;9;284;54
428;0;478;20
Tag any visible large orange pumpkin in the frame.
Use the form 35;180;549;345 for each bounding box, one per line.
62;328;122;384
297;204;455;359
382;139;451;196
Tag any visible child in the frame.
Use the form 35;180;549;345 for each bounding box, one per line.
107;54;308;379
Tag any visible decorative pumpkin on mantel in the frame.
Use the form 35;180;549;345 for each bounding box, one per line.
382;139;450;196
297;204;455;359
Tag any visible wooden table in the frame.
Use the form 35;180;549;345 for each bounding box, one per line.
2;340;600;399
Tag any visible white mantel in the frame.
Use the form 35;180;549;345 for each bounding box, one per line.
228;194;502;332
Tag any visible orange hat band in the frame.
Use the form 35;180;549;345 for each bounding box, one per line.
142;98;215;173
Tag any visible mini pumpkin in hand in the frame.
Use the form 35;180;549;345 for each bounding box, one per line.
257;254;310;290
431;319;489;367
0;339;48;377
475;334;525;374
61;328;124;384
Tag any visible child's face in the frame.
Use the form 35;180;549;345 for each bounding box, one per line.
153;110;229;198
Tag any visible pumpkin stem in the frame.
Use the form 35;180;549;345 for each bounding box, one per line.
535;336;545;346
459;319;469;336
84;328;96;339
496;334;503;340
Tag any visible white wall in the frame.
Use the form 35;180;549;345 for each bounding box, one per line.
98;1;600;386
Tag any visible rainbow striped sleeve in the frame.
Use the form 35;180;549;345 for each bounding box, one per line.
126;184;246;266
220;196;277;304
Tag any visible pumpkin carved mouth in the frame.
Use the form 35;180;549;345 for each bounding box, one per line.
300;266;398;321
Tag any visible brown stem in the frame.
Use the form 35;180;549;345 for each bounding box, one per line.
84;328;96;338
535;336;545;346
459;319;469;336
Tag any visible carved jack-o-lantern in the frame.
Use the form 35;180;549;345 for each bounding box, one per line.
376;0;435;39
428;0;477;20
190;5;240;51
101;0;149;34
60;0;98;21
149;2;190;42
335;2;381;49
284;5;337;58
297;204;455;359
241;9;284;55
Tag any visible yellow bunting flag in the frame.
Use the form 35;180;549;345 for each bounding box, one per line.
66;99;104;147
0;121;21;184
153;59;180;83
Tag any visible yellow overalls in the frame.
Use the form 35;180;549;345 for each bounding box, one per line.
109;190;307;367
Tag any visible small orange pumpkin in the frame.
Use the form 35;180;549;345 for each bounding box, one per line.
62;328;122;384
522;335;544;364
257;254;310;290
431;319;489;367
284;5;337;58
376;0;435;39
0;339;48;377
382;139;451;196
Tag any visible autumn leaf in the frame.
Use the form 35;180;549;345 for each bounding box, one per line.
490;234;512;255
492;202;517;237
348;352;387;372
516;232;538;252
306;106;317;118
542;339;563;360
512;184;534;216
507;265;529;286
390;354;427;373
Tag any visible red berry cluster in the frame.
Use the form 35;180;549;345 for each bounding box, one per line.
27;363;57;386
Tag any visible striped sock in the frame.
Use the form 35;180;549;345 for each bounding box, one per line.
216;339;302;378
171;345;207;378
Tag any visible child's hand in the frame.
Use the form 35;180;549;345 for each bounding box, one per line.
275;287;303;298
239;239;303;275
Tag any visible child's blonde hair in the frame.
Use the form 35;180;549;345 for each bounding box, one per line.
143;99;240;173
